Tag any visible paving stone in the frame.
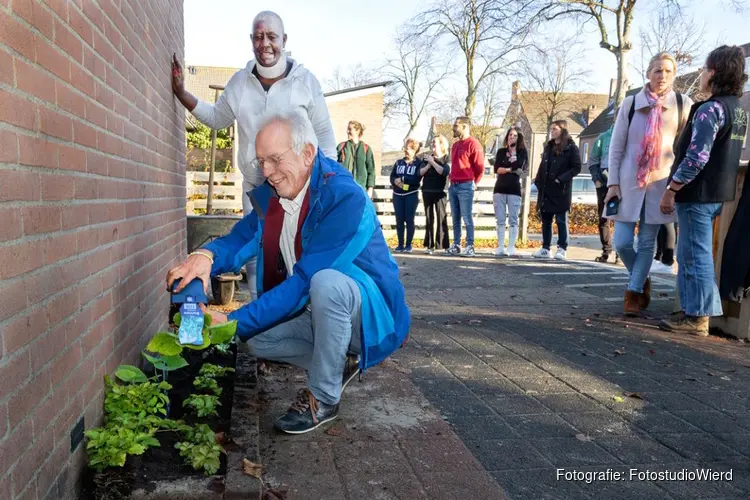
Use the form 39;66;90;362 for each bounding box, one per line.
504;414;579;438
428;395;496;419
535;393;608;413
557;412;636;436
625;410;702;434
261;473;347;500
485;395;553;416
596;436;684;464
653;433;743;461
341;472;429;499
401;436;485;475
575;476;672;500
448;416;519;440
529;437;621;466
715;434;750;456
506;375;576;394
419;471;507;500
672;411;750;435
675;390;749;412
464;439;552;471
644;391;714;412
331;439;411;475
460;375;526;397
648;462;746;499
492;468;591;500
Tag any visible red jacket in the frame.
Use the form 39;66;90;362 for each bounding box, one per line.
450;137;485;184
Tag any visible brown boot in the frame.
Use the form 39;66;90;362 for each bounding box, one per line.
659;314;709;337
624;290;642;317
640;277;651;310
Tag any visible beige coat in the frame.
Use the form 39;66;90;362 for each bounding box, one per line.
606;88;693;224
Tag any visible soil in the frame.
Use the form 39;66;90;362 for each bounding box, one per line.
79;344;237;500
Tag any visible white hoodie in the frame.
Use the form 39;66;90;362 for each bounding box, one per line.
191;59;336;213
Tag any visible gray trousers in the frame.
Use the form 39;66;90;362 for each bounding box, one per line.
245;269;362;405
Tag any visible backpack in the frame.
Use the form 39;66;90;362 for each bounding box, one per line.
627;92;684;153
338;141;369;164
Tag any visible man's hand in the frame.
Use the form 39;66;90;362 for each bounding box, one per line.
200;304;228;325
604;185;621;204
660;189;676;215
172;53;185;96
166;251;213;293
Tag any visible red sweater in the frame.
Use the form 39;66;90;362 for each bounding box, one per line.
450;137;485;184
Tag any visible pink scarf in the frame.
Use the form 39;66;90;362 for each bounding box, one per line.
636;86;667;188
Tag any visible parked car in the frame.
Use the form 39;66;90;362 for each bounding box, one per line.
529;174;598;206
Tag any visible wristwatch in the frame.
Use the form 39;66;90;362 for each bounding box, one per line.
667;185;679;193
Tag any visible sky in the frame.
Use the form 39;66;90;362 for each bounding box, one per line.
184;0;748;149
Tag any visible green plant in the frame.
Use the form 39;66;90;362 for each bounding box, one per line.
186;123;232;150
184;394;221;417
85;426;160;471
199;364;235;378
194;376;222;396
114;365;149;384
103;376;172;422
175;424;223;475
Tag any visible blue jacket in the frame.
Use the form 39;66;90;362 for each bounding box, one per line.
390;157;423;195
204;150;411;370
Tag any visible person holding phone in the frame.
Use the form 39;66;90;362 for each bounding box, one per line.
493;127;528;256
420;135;451;254
390;138;424;253
605;52;693;316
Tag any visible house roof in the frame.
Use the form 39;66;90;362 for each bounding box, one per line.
517;91;610;135
184;65;242;104
579;71;705;139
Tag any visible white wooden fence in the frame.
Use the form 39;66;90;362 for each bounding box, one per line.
187;171;511;239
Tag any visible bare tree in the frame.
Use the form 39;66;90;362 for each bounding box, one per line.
324;63;380;92
474;74;507;148
384;32;448;142
410;0;534;119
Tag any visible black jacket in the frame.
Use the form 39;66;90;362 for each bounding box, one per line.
534;138;582;213
421;154;450;194
493;148;528;196
720;170;750;302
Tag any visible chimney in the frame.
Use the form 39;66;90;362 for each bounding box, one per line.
511;80;520;100
586;104;603;125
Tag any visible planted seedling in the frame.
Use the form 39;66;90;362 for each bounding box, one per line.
193;376;222;396
184;394;221;417
175;424;223;476
198;363;235;379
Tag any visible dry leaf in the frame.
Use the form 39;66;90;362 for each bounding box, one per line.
613;350;626;357
263;488;288;500
623;392;644;400
707;372;717;377
215;432;228;445
242;458;262;479
613;396;625;403
325;424;343;437
575;433;592;442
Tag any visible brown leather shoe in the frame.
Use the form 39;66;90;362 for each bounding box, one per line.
640;277;651;310
659;315;709;337
624;290;642;316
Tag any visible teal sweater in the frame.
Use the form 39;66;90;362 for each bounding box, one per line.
337;140;375;189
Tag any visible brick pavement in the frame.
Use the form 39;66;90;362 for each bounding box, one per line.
257;251;749;500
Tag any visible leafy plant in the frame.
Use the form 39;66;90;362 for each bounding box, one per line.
184;394;221;417
213;341;232;355
114;365;149;384
142;352;189;372
199;364;235;378
85;427;160;471
194;376;222;396
207;321;237;345
175;424;223;475
187;123;232;150
103;376;172;422
146;332;184;356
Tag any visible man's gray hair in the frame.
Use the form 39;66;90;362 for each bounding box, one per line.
258;110;318;155
253;11;284;34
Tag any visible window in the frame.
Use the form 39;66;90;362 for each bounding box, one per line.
582;142;589;163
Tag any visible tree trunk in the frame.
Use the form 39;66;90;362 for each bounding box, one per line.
613;47;630;105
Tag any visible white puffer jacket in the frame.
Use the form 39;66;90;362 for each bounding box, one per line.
191;58;336;213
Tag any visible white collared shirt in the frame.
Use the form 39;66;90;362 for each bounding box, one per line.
278;179;310;276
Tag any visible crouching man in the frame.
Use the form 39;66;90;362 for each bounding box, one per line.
167;110;410;434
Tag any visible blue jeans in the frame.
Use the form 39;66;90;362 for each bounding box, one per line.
541;211;569;250
393;192;419;248
614;209;661;293
244;269;362;405
676;202;723;317
449;182;475;246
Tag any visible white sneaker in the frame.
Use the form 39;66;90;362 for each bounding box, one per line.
495;247;506;256
461;245;476;257
650;260;676;275
533;248;551;259
447;245;461;255
507;246;516;256
554;248;567;260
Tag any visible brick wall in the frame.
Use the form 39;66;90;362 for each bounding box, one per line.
0;1;186;499
326;89;384;174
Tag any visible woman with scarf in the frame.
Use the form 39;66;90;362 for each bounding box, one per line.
390;138;424;253
605;52;693;316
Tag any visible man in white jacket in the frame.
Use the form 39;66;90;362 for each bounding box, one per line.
172;10;336;298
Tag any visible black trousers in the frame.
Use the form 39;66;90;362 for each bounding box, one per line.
654;224;676;265
596;186;613;255
423;192;450;250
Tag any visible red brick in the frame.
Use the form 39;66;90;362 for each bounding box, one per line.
50;342;82;384
34;437;66;498
0;279;27;324
3;311;49;355
86;151;108;175
0;49;14;86
19;135;58;168
39;107;72;141
41;173;75;201
43;0;69;22
0;129;18;163
86;101;107;128
0;351;31;400
0;239;45;279
58;144;86;172
94;81;115;110
45;232;77;262
83;46;106;81
0;209;22;242
54;19;82;63
22;206;62;235
0;88;38;131
74;177;97;199
0;9;36;61
0;402;7;440
62;203;89;230
0;419;32;476
15;58;56;104
92;30;113;64
68;5;93;47
0;168;39;202
35;36;70;81
76;226;98;253
73;121;97;148
11;424;53;493
16;0;55;40
79;274;102;305
106;112;124;136
97;178;118;199
56;81;86;118
70;62;95;97
81;0;103;33
46;289;80;326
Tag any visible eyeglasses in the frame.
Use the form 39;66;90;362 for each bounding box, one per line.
255;147;293;171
